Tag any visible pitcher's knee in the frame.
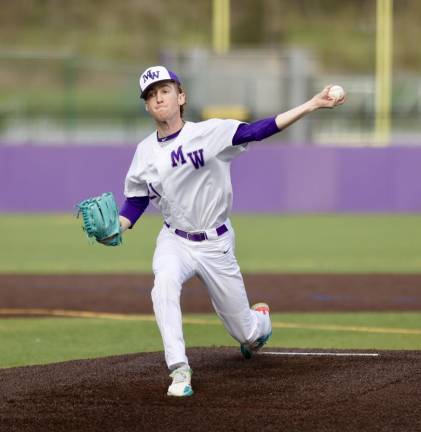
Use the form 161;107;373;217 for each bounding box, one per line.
225;325;253;345
224;317;259;344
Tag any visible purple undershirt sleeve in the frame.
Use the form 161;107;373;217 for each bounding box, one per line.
119;196;150;229
232;116;280;146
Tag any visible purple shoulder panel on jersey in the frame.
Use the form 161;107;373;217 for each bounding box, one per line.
232;116;280;145
119;196;150;228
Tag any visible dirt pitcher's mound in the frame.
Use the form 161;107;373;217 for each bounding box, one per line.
1;348;420;432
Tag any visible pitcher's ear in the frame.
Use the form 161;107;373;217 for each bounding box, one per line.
178;92;186;105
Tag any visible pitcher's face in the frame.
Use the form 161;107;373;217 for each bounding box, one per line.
145;81;185;122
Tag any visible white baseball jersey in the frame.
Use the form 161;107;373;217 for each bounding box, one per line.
124;119;247;231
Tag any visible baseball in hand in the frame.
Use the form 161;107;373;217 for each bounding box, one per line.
328;85;345;101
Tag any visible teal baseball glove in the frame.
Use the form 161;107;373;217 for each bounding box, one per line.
76;192;122;246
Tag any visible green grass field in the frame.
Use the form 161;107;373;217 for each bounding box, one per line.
2;312;421;369
2;213;421;273
1;213;420;369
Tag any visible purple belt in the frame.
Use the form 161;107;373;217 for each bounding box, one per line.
164;222;228;242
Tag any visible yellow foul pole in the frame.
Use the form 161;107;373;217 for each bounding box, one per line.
213;0;230;54
375;0;393;145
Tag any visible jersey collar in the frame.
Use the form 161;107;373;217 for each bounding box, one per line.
156;123;185;143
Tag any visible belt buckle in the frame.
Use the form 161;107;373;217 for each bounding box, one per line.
187;232;207;241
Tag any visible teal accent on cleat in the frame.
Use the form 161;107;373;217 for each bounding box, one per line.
183;386;194;396
257;330;272;347
240;343;253;359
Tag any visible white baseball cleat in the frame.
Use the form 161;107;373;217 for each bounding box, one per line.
241;303;272;359
167;365;193;397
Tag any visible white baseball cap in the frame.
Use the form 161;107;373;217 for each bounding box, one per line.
139;65;181;99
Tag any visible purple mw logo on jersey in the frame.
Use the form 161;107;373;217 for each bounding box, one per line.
171;145;205;170
143;69;160;83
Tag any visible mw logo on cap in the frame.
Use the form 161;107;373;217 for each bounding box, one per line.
143;69;160;83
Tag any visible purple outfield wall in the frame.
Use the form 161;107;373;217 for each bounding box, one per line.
1;144;421;213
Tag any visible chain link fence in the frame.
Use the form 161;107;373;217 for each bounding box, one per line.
1;48;420;146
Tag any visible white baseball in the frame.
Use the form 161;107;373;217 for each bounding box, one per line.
328;85;345;101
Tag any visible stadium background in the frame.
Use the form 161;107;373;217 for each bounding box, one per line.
1;1;421;431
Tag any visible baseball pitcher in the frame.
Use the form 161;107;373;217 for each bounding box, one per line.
78;65;345;397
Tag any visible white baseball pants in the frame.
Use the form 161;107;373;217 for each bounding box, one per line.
151;222;272;370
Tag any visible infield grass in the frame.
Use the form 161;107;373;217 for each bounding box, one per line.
1;312;421;369
1;213;421;273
